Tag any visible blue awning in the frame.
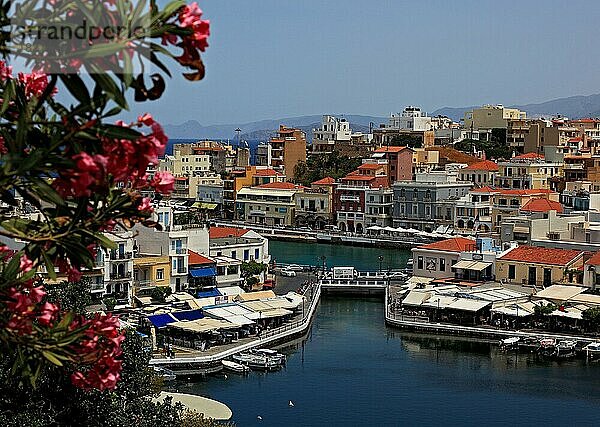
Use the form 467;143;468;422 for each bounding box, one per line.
197;288;222;298
147;313;176;329
172;309;204;322
189;267;217;278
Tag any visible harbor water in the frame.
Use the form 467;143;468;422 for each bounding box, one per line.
172;242;600;426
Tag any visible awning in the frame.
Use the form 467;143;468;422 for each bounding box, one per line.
451;260;492;271
197;288;222;298
169;318;240;333
192;202;218;210
172;309;204;322
190;267;217;278
147;313;177;328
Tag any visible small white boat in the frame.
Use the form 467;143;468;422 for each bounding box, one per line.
584;342;600;359
222;360;250;373
500;337;520;347
253;348;286;364
153;366;177;381
538;338;557;357
556;340;577;358
233;351;284;370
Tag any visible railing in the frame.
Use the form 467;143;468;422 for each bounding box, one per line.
173;248;187;254
109;272;132;280
110;252;132;260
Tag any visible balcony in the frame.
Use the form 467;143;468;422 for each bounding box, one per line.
340;195;360;202
172;268;187;275
173;248;187;255
109;271;132;280
110;251;132;260
89;282;106;291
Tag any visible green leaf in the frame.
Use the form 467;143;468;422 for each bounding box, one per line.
42;350;63;367
59;75;91;105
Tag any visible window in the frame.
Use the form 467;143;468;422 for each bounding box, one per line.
439;258;446;272
244;249;249;261
508;265;516;280
231;250;237;259
255;248;260;260
417;256;423;270
156;268;164;280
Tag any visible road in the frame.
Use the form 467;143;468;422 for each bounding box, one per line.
273;271;313;295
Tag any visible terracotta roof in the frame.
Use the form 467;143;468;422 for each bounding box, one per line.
256;182;305;190
312;177;336;185
463;160;499;171
571;118;598;123
358;163;384;170
374;146;409;153
471;186;554;196
512;152;544;160
417;237;476;253
341;174;375;181
209;227;250;239
253;169;283;177
188;250;214;265
567;137;582;143
498;246;582;266
586;251;600;266
425;146;480;165
521;198;563;213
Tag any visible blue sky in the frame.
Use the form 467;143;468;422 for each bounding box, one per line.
138;0;600;125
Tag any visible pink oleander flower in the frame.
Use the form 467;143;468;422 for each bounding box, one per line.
138;197;153;213
0;61;12;81
17;72;57;99
68;267;82;283
19;255;33;272
151;171;175;194
0;136;7;154
37;302;60;326
178;2;210;52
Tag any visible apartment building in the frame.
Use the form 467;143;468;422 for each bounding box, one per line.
495;153;563;191
392;172;472;232
236;182;303;226
459;160;498;187
370;146;414;184
312;115;352;154
463;105;527;141
256;125;307;180
295;177;335;229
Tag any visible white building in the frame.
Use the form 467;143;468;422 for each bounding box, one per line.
313;115;352;153
387;106;432;131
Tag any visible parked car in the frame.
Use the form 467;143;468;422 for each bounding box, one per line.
286;264;304;271
280;269;297;277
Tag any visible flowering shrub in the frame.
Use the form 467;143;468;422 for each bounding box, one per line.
0;0;209;391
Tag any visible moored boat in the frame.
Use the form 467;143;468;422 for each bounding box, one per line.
253;348;287;365
154;366;177;381
499;337;520;350
222;360;250;373
232;352;283;370
555;340;577;358
537;338;556;357
583;342;600;359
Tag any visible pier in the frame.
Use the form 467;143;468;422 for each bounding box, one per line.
384;285;598;344
149;283;321;369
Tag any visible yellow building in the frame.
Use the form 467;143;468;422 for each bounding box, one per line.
496;246;583;287
495;153;563;190
464;105;526;133
133;255;171;295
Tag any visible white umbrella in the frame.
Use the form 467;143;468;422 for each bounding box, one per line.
367;225;382;231
394;227;406;232
383;226;397;233
404;228;420;233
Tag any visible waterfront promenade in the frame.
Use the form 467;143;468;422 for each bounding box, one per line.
150;283;321;367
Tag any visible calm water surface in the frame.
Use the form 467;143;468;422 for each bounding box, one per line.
172;242;600;426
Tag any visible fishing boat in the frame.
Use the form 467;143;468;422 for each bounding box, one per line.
499;337;520;350
537;338;556;357
222;360;250;373
253;348;287;365
555;340;577;358
153;366;177;381
583;342;600;359
232;352;283;370
518;336;541;352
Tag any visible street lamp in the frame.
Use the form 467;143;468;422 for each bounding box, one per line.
378;255;384;274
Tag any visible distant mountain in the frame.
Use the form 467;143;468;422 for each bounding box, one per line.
163;115;385;140
432;93;600;121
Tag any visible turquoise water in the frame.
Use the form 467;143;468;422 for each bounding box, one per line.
171;242;600;426
174;297;600;426
269;240;411;271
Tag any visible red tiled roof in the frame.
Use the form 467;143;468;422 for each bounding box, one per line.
498;246;582;266
188;250;214;265
374;146;410;153
312;177;336;185
253;169;283;177
417;237;476;253
341;174;374;181
567;137;582;143
358;163;384;170
256;182;305;190
512;152;544;160
463;160;499;171
571;118;598;123
521;198;563;213
209;227;250;239
586;251;600;266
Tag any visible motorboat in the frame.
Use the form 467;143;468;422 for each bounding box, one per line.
222;360;250;373
232;352;283;370
499;337;520;350
538;338;557;357
153;366;177;381
555;340;577;358
583;342;600;359
253;348;286;365
518;336;542;352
